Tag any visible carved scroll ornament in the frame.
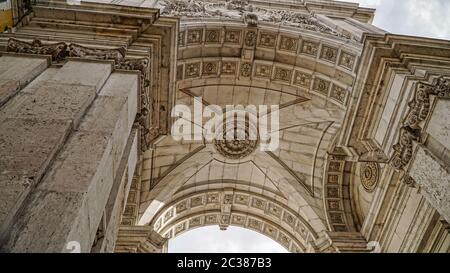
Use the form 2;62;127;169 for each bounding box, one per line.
390;77;450;177
7;38;67;62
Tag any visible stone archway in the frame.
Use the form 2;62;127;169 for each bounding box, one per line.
150;187;317;252
134;11;360;248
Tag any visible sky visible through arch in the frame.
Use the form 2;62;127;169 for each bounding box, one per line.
168;226;289;253
168;0;450;253
347;0;450;40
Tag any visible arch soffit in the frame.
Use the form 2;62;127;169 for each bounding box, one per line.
150;187;321;253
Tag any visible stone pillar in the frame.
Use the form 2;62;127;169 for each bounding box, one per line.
409;127;450;223
397;79;450;223
0;59;139;252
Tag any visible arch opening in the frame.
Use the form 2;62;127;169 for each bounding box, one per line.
168;226;289;253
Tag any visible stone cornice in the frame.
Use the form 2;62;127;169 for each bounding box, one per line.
338;34;450;162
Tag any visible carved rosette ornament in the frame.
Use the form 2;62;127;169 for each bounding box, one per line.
214;121;258;160
159;0;347;39
391;77;450;184
7;38;153;151
360;162;380;192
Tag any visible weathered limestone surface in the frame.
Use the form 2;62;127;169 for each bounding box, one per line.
0;55;49;106
0;118;72;236
426;99;450;151
0;60;114;250
2;69;138;252
101;129;138;252
410;146;450;223
0;60;110;240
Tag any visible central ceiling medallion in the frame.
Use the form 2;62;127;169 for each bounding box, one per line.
360;162;380;192
214;118;259;160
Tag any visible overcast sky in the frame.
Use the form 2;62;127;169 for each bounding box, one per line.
169;226;288;253
348;0;450;40
168;0;450;253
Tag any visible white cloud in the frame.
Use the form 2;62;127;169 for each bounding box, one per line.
168;226;288;253
348;0;450;40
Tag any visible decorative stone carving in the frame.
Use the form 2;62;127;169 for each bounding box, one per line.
302;41;319;56
69;43;126;62
320;45;338;63
313;78;331;95
7;38;68;62
240;62;252;77
244;12;258;26
224;29;241;44
202;61;219;75
159;0;347;39
279;36;298;52
331;85;347;104
360;162;380;192
339;52;356;70
244;30;257;47
258;33;277;48
185;62;201;78
391;127;420;171
273;67;292;82
254;64;272;78
214;127;258;160
205;29;221;43
187;28;203;44
391;77;450;175
293;71;312;88
222;61;237;75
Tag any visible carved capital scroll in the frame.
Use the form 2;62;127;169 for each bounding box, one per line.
7;38;67;62
68;43;126;62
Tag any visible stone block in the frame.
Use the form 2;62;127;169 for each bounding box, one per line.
22;67;60;94
0;79;20;107
426;99;450;151
0;56;48;88
11;82;96;127
4;189;91;253
49;60;112;93
78;96;129;176
0;118;72;175
0;174;33;239
410;146;450;223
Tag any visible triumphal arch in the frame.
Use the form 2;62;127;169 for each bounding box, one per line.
0;0;449;253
